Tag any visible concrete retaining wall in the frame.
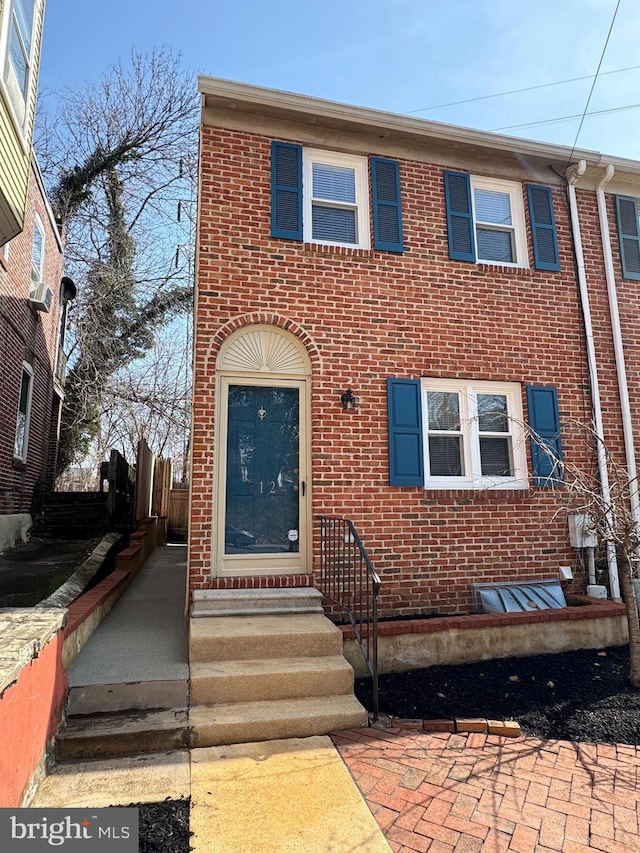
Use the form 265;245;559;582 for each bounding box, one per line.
342;598;629;677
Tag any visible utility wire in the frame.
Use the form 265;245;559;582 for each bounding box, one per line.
492;101;640;133
567;0;621;162
408;62;640;115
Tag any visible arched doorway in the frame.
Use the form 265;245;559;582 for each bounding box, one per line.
213;325;311;577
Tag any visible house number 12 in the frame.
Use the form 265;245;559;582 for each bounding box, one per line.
247;481;277;494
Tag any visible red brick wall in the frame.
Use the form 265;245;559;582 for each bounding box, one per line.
577;189;640;491
191;125;618;616
0;162;64;514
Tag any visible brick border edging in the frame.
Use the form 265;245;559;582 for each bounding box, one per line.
340;595;626;640
375;716;522;738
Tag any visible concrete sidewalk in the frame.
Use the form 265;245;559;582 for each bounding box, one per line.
65;542;189;714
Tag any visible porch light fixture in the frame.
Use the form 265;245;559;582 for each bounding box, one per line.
341;387;357;411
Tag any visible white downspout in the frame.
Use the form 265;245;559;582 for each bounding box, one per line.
595;165;640;533
566;160;621;600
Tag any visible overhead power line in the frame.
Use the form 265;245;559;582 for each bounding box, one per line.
568;0;621;161
408;62;640;115
492;101;640;133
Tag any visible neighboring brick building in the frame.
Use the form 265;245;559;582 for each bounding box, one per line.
191;77;640;617
0;0;72;549
0;157;70;529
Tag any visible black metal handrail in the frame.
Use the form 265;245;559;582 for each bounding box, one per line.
317;516;381;720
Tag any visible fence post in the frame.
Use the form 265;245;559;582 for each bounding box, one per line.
135;438;155;522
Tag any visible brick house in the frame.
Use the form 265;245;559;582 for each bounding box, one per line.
0;157;71;537
190;77;640;619
0;0;76;548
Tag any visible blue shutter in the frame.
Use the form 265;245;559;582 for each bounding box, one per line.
527;185;560;271
615;195;640;280
387;379;424;487
526;386;563;486
271;142;303;240
371;157;404;253
443;170;475;262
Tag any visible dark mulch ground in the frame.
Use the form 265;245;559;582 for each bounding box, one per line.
355;644;640;745
122;799;192;852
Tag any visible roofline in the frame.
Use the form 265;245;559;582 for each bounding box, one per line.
31;154;63;253
198;76;640;176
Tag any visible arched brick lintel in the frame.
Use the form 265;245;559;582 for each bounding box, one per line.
203;313;323;375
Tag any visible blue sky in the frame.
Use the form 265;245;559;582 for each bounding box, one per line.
39;0;640;159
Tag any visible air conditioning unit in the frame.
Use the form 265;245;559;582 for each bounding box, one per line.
29;282;53;313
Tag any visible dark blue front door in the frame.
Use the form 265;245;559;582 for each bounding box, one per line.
224;385;300;554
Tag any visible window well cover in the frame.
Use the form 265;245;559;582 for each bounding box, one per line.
473;579;567;613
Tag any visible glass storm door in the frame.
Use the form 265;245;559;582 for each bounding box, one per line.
223;382;303;571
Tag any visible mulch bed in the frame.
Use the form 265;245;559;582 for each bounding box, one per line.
355;644;640;744
124;799;192;853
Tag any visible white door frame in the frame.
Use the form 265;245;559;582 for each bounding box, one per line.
212;325;312;578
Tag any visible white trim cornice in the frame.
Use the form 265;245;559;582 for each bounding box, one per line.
198;76;640;185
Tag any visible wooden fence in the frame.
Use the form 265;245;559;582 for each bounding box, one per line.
168;490;188;540
134;441;187;539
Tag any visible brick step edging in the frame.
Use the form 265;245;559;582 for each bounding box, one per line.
374;716;522;738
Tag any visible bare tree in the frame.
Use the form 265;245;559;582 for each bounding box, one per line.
100;323;192;482
36;48;197;474
532;421;640;687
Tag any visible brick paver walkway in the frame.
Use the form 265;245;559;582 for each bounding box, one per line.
333;728;640;853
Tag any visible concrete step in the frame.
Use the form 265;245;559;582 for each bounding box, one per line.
67;677;189;716
190;655;354;705
191;586;324;617
31;751;190;808
189;614;343;662
56;709;189;761
190;694;368;747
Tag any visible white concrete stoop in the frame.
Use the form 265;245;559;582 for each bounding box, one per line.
189;588;368;746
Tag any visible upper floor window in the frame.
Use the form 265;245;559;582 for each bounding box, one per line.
31;213;44;284
615;195;640;280
271;141;404;253
1;0;37;130
444;171;560;271
303;149;369;249
14;362;33;461
471;177;527;265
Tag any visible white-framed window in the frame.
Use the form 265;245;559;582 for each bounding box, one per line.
31;212;44;284
471;177;528;267
302;148;370;249
14;361;33;461
422;378;528;489
0;0;38;131
0;239;9;262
